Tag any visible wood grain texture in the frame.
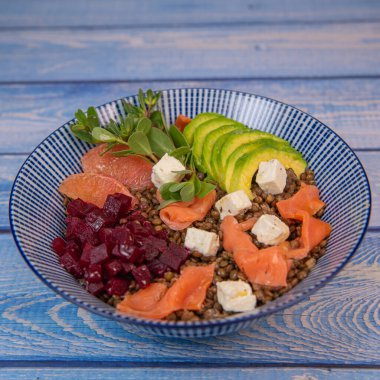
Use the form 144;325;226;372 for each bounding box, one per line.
0;231;378;364
1;23;380;82
1;79;380;153
2;0;380;28
1;368;379;380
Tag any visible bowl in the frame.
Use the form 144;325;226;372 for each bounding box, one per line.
9;88;371;338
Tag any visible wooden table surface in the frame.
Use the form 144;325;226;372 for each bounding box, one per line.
1;1;379;379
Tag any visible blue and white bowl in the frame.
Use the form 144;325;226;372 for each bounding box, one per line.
9;89;371;338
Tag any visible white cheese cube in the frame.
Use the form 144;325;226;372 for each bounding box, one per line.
215;190;252;220
256;159;287;195
251;214;290;246
216;280;257;312
184;227;219;256
151;153;186;188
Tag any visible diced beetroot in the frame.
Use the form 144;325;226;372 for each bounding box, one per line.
84;264;103;283
66;217;98;246
103;193;132;220
104;259;123;278
64;240;80;260
122;262;135;274
147;260;167;277
52;237;66;256
60;252;83;278
143;248;160;262
85;209;114;232
128;211;147;223
98;228;115;252
119;245;144;264
159;243;189;272
79;242;94;267
132;265;151;289
111;226;134;245
127;221;151;237
139;236;167;253
86;281;104;296
106;277;130;296
67;198;98;218
89;244;109;265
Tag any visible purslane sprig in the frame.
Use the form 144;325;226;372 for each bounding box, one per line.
70;89;216;207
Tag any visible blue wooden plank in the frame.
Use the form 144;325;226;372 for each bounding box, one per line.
1;79;380;153
1;0;379;28
0;231;378;364
0;368;379;380
1;23;380;82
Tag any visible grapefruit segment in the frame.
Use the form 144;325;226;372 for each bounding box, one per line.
59;173;135;208
81;144;153;191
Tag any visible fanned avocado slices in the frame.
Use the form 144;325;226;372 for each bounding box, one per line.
227;141;307;198
183;112;220;145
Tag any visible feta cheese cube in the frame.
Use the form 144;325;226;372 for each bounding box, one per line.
256;159;287;195
151;153;186;188
215;190;252;220
216;280;257;312
184;227;219;256
251;214;290;246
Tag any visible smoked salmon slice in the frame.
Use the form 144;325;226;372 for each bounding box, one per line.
81;144;153;191
221;216;288;287
276;183;325;219
117;264;215;319
59;173;136;208
159;190;217;231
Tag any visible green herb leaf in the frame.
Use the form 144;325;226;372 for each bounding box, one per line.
99;142;116;156
150;110;166;129
91;127;117;143
147;128;175;158
75;109;87;124
169;182;187;192
180;182;195;202
159;182;182;201
105;119;120;136
197;182;216;199
192;174;202;195
157;199;178;210
128;131;153;155
169;124;189;148
136;118;152;135
72;130;95;144
111;149;134;157
138;89;146;110
169;146;191;159
86;107;100;130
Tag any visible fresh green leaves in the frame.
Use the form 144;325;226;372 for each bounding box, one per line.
70;106;101;143
127;131;153;156
169;124;189;148
147;128;175;158
92;127;119;143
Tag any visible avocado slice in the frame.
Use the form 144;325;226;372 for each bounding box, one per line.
216;130;288;186
227;141;307;198
183;112;220;145
202;124;246;178
193;117;245;172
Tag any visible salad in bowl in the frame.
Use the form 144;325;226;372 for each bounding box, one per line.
53;89;331;322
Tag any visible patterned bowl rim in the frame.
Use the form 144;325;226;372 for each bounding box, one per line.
9;88;372;330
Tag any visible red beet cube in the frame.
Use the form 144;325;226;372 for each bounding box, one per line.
111;226;134;245
103;193;132;220
52;237;66;256
84;264;103;283
64;240;80;260
139;236;167;253
159;243;189;272
122;262;135;274
143;248;160;262
154;229;168;240
67;198;98;218
106;277;130;296
128;211;146;223
85;209;114;232
147;260;167;277
89;244;109;265
98;228;115;252
119;245;144;264
104;259;123;278
132;265;151;288
60;252;83;278
79;242;94;267
86;281;104;296
66;217;98;246
127;221;150;237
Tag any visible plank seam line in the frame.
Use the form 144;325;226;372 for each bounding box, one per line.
0;18;380;31
2;75;380;86
0;362;379;369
